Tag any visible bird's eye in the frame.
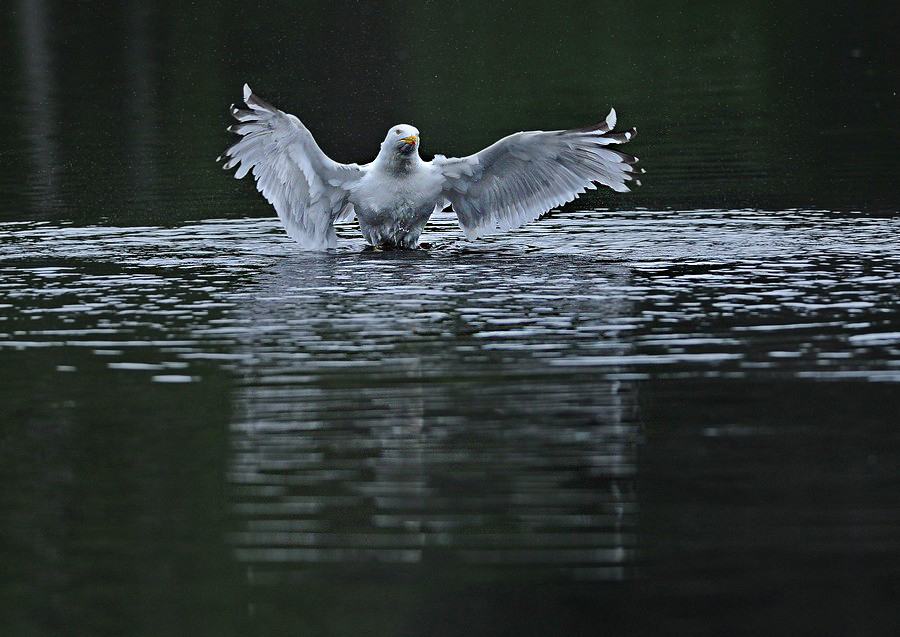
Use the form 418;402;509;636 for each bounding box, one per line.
395;129;401;134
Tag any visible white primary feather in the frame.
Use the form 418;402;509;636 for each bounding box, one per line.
218;84;364;250
433;110;642;240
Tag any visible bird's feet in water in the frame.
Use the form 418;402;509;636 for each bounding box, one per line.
363;242;431;252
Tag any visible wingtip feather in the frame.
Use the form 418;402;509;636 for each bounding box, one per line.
605;108;617;130
243;83;251;101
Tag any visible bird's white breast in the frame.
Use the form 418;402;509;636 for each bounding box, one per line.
349;160;444;247
352;160;443;213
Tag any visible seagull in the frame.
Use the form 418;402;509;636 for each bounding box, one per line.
219;84;642;250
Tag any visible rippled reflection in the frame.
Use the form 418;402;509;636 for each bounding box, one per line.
226;254;642;582
1;208;899;614
2;210;898;383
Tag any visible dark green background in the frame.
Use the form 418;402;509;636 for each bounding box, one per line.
2;0;898;224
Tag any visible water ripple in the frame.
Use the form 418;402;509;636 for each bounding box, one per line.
2;208;898;580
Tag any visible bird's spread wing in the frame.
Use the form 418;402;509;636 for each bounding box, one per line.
433;110;642;239
218;84;364;249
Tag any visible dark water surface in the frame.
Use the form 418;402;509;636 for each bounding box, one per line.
2;1;900;636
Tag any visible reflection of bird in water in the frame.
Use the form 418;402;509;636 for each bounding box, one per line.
223;255;644;582
219;84;642;250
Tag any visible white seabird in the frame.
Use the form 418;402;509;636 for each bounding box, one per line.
219;84;642;250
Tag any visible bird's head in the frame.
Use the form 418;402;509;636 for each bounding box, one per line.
385;124;420;156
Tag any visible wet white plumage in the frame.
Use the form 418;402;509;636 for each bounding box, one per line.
219;84;642;250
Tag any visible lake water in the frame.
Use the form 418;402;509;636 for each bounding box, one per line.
2;1;899;636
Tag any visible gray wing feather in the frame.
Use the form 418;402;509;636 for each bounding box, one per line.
218;84;363;250
435;109;642;239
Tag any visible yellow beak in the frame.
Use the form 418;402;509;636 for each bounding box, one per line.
401;135;418;145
